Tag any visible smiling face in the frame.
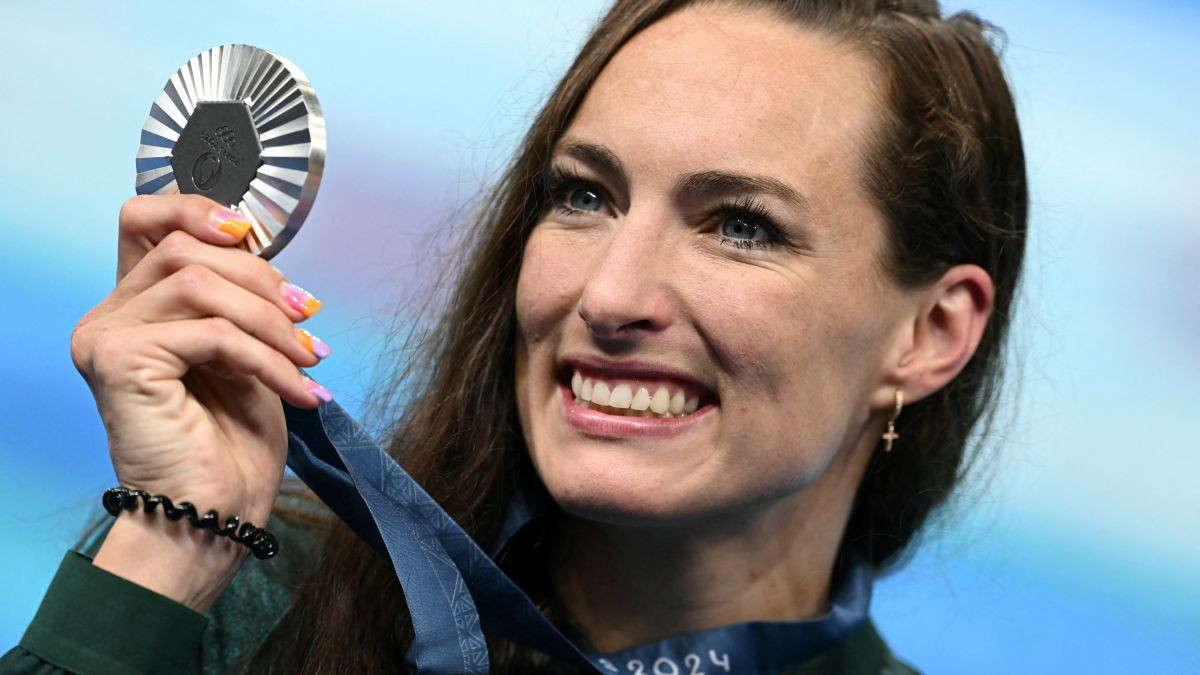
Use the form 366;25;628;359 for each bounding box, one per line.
514;4;913;527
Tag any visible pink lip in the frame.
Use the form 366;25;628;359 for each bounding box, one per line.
559;383;715;439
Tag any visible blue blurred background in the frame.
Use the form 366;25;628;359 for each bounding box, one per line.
1;1;1196;672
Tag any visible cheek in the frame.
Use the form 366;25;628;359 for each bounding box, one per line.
696;269;885;456
515;232;581;345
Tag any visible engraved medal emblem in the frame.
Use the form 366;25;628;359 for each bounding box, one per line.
135;45;326;259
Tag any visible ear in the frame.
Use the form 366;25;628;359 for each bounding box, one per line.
882;264;994;406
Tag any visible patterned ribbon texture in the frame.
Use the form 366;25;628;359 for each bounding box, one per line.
284;400;872;674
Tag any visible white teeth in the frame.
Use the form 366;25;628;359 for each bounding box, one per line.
669;390;685;415
684;395;699;414
609;383;632;409
572;371;705;419
650;387;670;414
630;387;651;411
591;381;611;406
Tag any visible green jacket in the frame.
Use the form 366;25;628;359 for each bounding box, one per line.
0;513;916;674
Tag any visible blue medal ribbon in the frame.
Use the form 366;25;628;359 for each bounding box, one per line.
284;400;872;673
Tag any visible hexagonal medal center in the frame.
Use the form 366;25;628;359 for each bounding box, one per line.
170;102;263;208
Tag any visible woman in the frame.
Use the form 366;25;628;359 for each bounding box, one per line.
2;0;1025;672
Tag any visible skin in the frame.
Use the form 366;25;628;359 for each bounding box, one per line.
72;193;326;611
514;5;993;651
66;0;989;653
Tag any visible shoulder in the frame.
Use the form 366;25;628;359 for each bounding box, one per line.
787;619;919;675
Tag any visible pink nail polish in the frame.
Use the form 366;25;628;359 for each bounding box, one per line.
296;329;332;359
303;376;333;403
282;282;322;318
212;208;252;238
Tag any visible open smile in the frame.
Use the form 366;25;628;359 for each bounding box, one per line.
556;358;718;438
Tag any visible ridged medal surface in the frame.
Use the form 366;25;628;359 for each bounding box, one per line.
136;44;325;259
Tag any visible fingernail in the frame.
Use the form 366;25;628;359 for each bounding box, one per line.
212;208;252;238
282;282;322;318
303;376;334;403
295;328;332;359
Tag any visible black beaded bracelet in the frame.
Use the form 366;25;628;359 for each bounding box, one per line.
102;487;279;560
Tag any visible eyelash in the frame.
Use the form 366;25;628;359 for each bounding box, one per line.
544;166;597;216
714;195;781;250
542;166;786;251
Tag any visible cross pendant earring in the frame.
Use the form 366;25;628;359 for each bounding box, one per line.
882;425;899;452
882;389;903;452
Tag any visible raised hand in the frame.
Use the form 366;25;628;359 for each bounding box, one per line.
70;193;330;611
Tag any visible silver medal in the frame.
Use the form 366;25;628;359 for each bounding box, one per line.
135;44;325;259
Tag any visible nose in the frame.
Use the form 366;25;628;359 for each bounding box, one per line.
577;210;674;342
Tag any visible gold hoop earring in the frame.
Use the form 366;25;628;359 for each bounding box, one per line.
882;389;904;452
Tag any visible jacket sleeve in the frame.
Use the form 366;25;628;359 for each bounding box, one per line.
0;551;207;675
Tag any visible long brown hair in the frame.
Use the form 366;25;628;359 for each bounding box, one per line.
250;0;1026;671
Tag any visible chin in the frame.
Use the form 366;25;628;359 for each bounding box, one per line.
548;484;692;528
530;446;735;528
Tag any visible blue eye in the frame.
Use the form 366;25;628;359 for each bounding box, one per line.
721;215;768;241
714;197;783;251
567;187;604;212
543;166;610;218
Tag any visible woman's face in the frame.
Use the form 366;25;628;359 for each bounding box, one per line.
515;5;913;525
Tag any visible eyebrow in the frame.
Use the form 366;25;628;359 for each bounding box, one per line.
554;140;810;214
558;140;628;187
676;170;810;214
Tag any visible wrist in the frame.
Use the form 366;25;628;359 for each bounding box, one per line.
93;506;250;613
101;487;278;560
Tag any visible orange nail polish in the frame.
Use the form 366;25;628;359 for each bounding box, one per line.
212;208;252;238
282;282;322;318
296;328;332;358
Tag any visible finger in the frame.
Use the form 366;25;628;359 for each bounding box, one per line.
115;230;323;323
91;318;332;408
118;194;254;281
118;264;332;367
